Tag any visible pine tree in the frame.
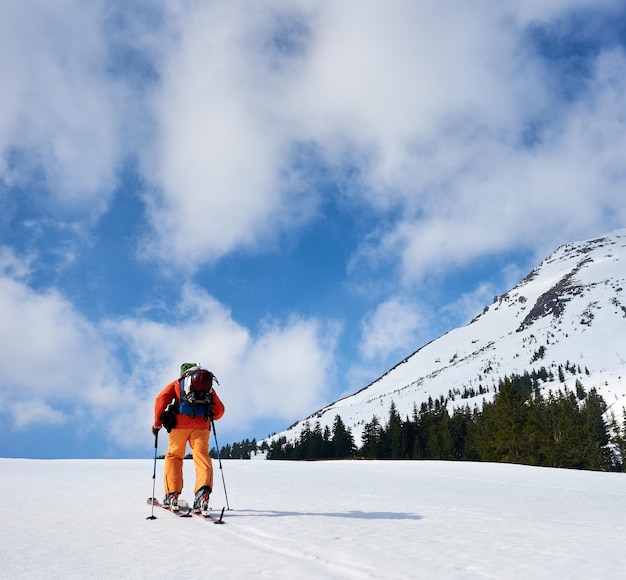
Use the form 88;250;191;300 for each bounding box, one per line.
450;406;478;460
477;377;531;463
360;415;383;458
322;425;333;458
331;415;356;458
544;388;585;468
296;422;313;460
385;402;406;459
426;397;453;459
308;422;324;459
574;379;586;400
580;389;611;470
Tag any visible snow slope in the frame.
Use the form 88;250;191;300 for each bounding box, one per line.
274;229;626;445
2;458;626;579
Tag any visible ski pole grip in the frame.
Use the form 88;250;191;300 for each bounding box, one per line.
154;430;159;448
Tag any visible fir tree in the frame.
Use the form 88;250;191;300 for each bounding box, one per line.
477;377;531;463
385;402;406;459
360;416;383;458
580;389;611;470
331;415;356;458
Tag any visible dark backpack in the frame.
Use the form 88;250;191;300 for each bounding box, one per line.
179;366;218;421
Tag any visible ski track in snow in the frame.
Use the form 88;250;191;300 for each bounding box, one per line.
2;458;626;579
217;519;378;579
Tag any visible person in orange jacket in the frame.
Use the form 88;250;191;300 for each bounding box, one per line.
151;362;225;512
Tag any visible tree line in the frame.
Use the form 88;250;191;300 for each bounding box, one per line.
262;372;625;472
210;438;259;460
159;438;259;460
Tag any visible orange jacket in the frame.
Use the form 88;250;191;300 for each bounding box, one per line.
153;379;225;430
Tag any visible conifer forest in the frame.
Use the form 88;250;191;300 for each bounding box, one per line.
244;371;626;472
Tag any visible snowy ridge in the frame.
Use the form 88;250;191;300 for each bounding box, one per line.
272;229;626;445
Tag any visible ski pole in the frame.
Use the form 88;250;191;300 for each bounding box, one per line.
147;430;159;520
210;416;230;510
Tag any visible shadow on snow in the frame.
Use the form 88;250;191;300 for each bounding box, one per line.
228;509;423;521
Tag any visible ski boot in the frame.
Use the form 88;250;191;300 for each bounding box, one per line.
193;486;211;514
163;492;180;511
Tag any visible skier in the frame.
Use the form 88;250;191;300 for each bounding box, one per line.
151;363;225;513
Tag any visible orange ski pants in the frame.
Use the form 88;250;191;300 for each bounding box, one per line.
163;428;213;495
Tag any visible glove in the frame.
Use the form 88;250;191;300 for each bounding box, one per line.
161;408;178;432
151;425;161;436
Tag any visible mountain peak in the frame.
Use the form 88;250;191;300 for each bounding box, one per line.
270;229;626;446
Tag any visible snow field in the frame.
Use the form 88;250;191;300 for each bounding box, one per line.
1;458;625;579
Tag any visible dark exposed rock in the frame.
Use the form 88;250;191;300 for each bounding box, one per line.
517;257;591;331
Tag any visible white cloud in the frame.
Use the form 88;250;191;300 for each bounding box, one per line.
0;274;122;407
137;0;626;411
0;0;125;215
442;283;500;327
231;317;339;422
0;246;32;280
143;0;626;284
103;283;339;446
12;400;67;430
145;1;531;267
144;1;320;269
293;2;536;177
0;261;339;449
2;0;623;283
350;44;626;286
360;297;426;362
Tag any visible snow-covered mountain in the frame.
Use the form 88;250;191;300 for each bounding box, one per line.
274;228;626;446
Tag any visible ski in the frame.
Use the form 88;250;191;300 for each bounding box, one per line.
190;505;226;524
147;498;225;523
147;497;192;517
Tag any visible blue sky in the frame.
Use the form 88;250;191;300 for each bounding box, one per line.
2;1;626;458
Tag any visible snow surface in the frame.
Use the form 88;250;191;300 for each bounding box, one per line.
2;458;626;579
